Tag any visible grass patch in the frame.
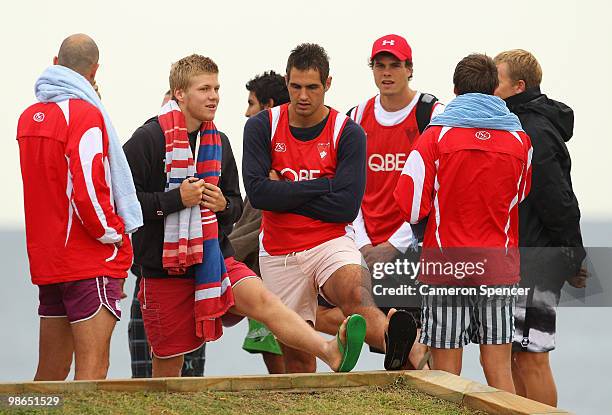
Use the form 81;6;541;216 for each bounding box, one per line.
4;379;486;415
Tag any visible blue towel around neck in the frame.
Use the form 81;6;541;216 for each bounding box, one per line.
34;65;143;233
429;93;523;132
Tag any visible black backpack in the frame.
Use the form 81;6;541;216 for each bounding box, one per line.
415;93;438;134
412;93;439;242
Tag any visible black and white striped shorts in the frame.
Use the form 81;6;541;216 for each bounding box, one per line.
419;285;516;349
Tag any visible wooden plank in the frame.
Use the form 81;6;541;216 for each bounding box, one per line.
231;374;292;391
97;378;167;392
166;376;232;392
339;371;400;387
401;370;497;404
291;372;388;389
464;391;572;415
0;383;25;394
22;380;97;393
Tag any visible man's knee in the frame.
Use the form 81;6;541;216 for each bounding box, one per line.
153;356;183;378
481;346;512;370
327;265;370;304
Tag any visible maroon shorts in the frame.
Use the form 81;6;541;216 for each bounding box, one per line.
138;257;257;358
38;276;123;323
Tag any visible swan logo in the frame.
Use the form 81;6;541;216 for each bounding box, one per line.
317;143;330;159
475;131;491;140
33;112;45;122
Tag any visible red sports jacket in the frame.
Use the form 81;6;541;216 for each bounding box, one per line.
394;125;532;286
17;99;132;285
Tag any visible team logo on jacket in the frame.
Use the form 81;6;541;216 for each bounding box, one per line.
317;143;330;159
33;112;45;122
274;143;287;152
475;131;491;140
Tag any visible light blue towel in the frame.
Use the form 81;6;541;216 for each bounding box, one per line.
35;65;143;233
429;93;523;132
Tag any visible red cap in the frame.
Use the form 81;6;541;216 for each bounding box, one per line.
370;34;412;62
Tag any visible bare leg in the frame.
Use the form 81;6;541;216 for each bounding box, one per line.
322;265;387;351
279;343;317;373
480;344;515;393
314;306;345;336
512;351;557;406
152;355;184;378
511;353;527;397
71;307;117;380
35;317;73;381
262;352;285;374
430;347;462;375
229;278;345;373
403;332;430;369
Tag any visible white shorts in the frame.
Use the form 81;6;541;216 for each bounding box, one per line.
259;235;365;323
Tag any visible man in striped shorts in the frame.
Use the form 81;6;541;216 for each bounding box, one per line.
394;53;532;393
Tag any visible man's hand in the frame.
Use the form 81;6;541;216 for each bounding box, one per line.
362;242;401;270
269;169;282;181
200;183;227;212
180;177;205;207
568;267;588;288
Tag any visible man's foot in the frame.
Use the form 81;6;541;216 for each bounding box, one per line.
325;315;366;372
413;345;432;370
384;309;417;371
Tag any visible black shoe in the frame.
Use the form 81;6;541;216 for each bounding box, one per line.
384;310;417;371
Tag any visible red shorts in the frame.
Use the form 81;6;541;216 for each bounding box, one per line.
138;257;257;358
38;276;123;323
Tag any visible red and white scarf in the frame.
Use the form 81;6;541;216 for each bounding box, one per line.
159;100;234;341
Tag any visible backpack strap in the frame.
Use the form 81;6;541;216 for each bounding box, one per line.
411;93;439;242
415;93;438;134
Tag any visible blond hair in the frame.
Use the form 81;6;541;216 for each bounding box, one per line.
494;49;542;89
169;54;218;93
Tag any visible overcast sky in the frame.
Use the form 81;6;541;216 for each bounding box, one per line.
2;0;609;227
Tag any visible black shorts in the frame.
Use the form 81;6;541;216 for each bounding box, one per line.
512;279;563;353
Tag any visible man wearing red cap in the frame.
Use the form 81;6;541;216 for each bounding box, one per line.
349;34;444;369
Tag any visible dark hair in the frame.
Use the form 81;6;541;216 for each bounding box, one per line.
368;52;413;80
286;43;330;85
453;53;498;95
245;70;289;107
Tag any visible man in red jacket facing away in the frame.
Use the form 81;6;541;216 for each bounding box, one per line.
17;34;133;381
394;54;532;392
